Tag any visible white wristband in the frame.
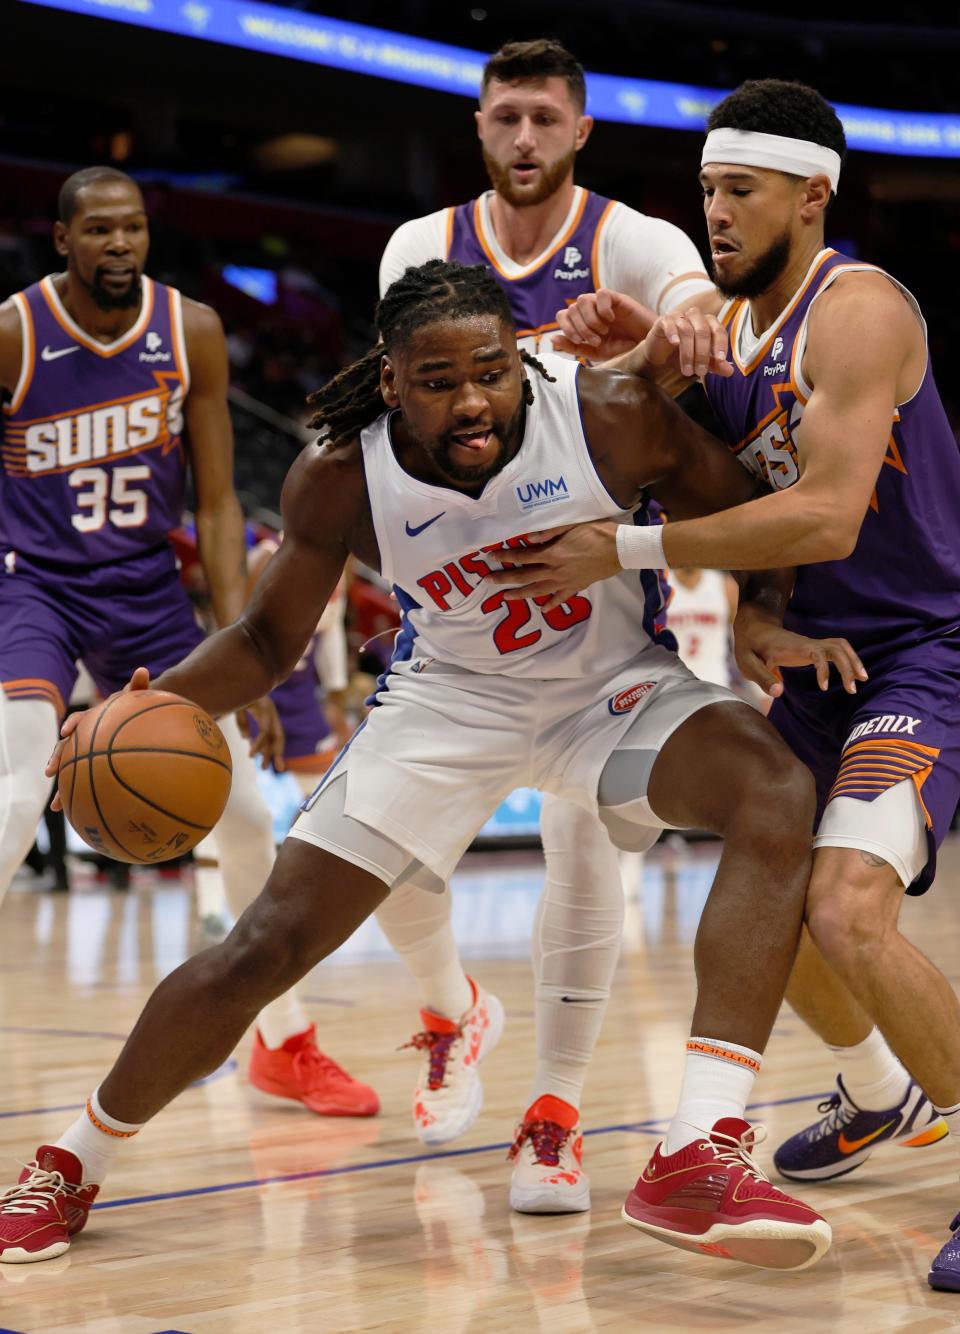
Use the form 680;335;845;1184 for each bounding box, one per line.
615;522;666;571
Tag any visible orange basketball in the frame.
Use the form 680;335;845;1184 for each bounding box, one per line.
58;690;233;864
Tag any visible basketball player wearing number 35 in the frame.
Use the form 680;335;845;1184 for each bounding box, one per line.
0;168;378;1118
1;257;852;1271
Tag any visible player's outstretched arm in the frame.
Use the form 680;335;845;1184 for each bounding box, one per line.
0;299;24;398
151;443;362;716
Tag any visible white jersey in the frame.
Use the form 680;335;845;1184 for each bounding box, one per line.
666;571;732;688
363;354;658;679
379;188;713;337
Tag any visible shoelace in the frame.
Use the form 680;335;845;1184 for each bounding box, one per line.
708;1125;770;1182
803;1093;856;1143
401;1029;461;1090
293;1044;351;1086
508;1118;570;1166
0;1165;66;1215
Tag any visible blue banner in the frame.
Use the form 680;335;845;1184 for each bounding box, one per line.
19;0;960;158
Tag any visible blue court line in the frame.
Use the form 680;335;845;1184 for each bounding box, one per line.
87;1089;832;1215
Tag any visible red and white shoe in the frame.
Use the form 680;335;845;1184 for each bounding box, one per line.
404;977;505;1146
0;1146;99;1264
248;1024;380;1117
509;1095;591;1214
622;1118;831;1271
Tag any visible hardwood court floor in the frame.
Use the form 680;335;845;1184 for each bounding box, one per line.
2;839;960;1333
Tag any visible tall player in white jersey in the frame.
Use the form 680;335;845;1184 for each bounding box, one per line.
377;39;718;1209
0;260;836;1272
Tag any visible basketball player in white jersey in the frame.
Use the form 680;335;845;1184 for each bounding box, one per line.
377;39;719;1211
0;259;836;1273
667;568;737;689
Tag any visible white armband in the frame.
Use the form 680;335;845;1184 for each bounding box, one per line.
615;522;666;571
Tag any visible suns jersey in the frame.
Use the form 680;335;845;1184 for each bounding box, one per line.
364;354;665;679
1;275;189;566
379;187;712;355
704;249;960;654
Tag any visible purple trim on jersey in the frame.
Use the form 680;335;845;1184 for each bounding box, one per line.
447;191;613;344
704;250;960;656
1;278;189;566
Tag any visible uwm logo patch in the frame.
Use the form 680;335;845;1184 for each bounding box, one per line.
608;682;655;715
516;475;571;513
4;372;185;477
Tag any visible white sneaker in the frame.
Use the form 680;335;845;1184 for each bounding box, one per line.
509;1095;591;1214
403;977;505;1146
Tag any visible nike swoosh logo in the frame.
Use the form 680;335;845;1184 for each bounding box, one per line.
41;345;80;361
837;1120;896;1154
560;996;588;1003
405;512;445;537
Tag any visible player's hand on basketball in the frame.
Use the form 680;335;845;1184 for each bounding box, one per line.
484;521;620;610
734;613;868;697
640;309;733;381
45;667;152;805
236;697;286;770
553;289;655;360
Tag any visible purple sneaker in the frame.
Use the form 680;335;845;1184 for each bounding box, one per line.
774;1076;947;1182
929;1213;960;1291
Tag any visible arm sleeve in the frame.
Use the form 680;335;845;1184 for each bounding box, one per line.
379;210;452;297
597;203;714;314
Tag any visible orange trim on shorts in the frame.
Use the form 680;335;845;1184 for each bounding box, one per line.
686;1039;761;1074
86;1097;139;1138
283;752;337;774
2;678;66;718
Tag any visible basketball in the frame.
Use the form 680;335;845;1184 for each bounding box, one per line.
57;690;233;864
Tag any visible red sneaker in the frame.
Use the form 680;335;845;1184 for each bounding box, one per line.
622;1118;831;1270
0;1146;99;1264
248;1024;380;1117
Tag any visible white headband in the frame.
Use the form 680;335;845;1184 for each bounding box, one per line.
702;128;841;194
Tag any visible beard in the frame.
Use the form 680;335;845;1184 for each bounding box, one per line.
482;145;577;208
712;229;792;299
429;399;526;488
82;267;143;311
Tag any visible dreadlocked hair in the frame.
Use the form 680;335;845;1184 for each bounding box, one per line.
306;259;555;447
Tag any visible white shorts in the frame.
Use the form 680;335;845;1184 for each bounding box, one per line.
289;646;738;885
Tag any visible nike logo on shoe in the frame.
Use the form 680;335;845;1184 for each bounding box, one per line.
405;512;445;537
837;1120;895;1154
41;345;80;361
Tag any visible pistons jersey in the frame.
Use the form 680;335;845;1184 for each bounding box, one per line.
363;354;668;679
1;275;190;566
446;188;615;355
704;249;960;655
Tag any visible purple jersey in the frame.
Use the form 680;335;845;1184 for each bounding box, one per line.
447;190;615;353
270;633;331;767
704;249;960;657
1;275;189;566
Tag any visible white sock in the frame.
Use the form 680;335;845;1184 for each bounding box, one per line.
375;882;473;1019
665;1037;762;1155
934;1102;960;1139
828;1027;910;1110
256;991;312;1049
194;860;230;921
530;796;623;1109
55;1087;143;1185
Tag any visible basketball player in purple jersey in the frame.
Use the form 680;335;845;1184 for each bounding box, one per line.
0;166;378;1119
492;79;960;1289
378;39;717;1210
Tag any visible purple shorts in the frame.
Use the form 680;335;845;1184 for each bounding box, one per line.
0;544;204;717
769;634;960;894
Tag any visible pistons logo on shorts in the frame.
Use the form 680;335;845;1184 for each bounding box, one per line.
608;682;655;716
